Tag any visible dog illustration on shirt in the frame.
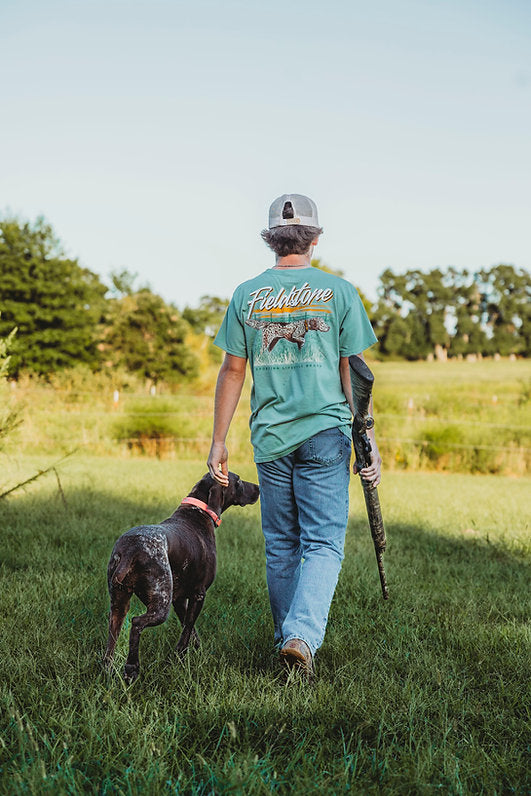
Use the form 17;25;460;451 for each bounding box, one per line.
245;316;330;352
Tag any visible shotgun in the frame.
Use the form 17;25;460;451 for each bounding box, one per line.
348;355;389;600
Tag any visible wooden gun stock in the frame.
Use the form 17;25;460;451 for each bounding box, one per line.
348;355;389;600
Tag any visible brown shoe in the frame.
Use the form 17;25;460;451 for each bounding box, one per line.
280;638;314;676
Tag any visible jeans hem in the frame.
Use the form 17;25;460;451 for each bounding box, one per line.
282;634;316;657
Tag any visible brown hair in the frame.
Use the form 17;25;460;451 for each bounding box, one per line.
261;225;323;257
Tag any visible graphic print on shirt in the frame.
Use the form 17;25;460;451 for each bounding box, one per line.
245;280;333;367
245;317;330;352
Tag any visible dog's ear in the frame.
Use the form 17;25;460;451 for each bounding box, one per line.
207;480;224;517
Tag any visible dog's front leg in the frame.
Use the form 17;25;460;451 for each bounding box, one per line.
173;597;200;648
175;590;205;656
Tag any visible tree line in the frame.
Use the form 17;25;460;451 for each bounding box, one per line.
373;265;530;360
0;217;199;382
0;216;529;382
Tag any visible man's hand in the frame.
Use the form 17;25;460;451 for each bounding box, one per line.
353;443;382;488
207;441;229;486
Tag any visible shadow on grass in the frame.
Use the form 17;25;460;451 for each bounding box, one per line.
0;485;528;667
1;487;529;794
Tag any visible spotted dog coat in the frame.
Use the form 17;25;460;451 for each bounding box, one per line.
103;472;259;684
245;316;330;351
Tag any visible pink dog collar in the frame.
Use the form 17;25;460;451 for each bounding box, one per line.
180;497;221;527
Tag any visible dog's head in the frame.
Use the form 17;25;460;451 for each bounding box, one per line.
190;472;260;519
309;316;330;332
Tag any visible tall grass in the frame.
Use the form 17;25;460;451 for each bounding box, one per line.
371;359;531;475
4;359;530;475
1;456;529;794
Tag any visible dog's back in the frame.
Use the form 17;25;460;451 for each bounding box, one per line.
107;518;217;604
108;525;170;587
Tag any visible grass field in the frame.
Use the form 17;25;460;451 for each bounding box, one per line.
5;358;531;476
1;455;529;794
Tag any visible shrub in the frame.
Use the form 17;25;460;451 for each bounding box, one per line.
112;399;194;458
421;424;464;466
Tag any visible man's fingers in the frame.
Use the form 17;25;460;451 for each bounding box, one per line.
359;465;381;488
207;442;229;485
212;472;228;486
210;465;229;485
217;460;229;485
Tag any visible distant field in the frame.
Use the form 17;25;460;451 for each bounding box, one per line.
5;358;531;475
0;456;529;794
371;358;531;475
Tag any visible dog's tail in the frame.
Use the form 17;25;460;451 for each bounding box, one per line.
108;550;136;586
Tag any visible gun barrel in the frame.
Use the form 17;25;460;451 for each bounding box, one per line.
359;475;389;599
349;355;389;601
376;550;389;600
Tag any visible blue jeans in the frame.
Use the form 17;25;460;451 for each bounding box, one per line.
256;426;351;656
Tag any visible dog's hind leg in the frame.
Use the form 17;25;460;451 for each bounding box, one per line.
172;596;200;648
123;567;173;684
103;587;131;671
176;589;206;656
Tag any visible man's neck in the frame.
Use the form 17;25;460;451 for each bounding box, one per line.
273;253;312;270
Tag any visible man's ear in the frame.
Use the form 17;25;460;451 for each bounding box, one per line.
207;480;224;516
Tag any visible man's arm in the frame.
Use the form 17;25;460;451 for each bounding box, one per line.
207;353;247;486
339;354;382;487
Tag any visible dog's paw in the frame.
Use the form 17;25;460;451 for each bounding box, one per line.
123;663;140;684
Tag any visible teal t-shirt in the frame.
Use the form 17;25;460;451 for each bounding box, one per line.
214;266;377;463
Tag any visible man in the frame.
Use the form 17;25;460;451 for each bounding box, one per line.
207;194;381;676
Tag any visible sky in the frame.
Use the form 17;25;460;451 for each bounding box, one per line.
1;0;530;308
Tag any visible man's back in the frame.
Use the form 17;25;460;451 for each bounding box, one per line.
215;265;376;462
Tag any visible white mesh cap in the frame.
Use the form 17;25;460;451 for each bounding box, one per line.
268;194;320;229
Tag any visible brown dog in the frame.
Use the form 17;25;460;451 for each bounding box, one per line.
103;472;260;683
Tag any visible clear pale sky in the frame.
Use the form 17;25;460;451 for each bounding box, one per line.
1;0;530;307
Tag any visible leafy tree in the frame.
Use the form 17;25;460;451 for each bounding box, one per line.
0;324;21;448
405;268;452;352
478;265;530;356
519;297;531;358
374;264;529;359
374;268;454;359
109;268;139;297
447;269;488;357
101;289;198;384
182;295;229;340
372;269;411;357
0;217;108;376
381;315;410;357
